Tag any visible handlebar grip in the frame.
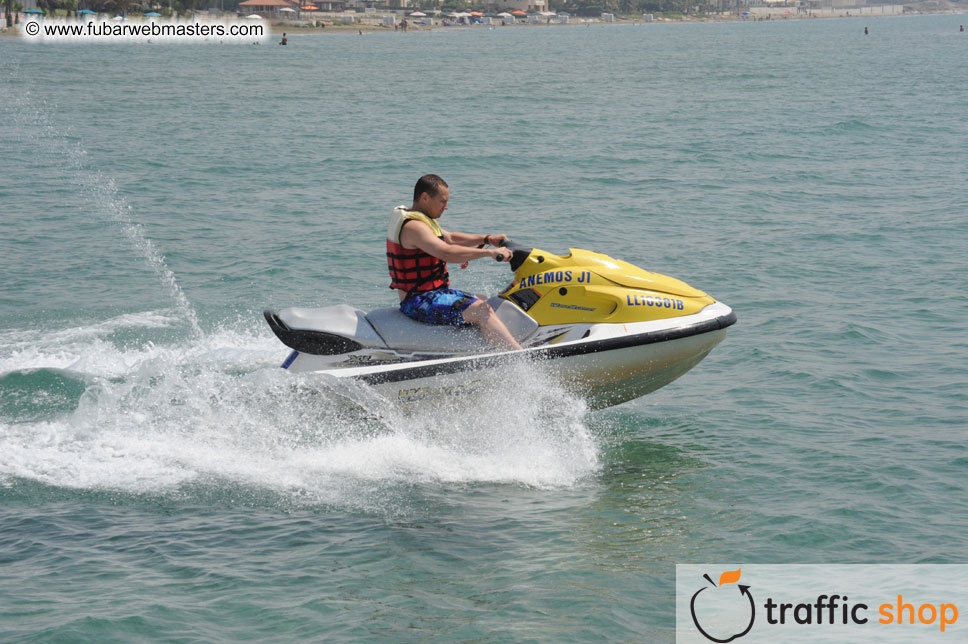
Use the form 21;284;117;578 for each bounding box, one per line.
491;239;529;270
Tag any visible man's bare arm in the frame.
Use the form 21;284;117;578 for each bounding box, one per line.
400;223;509;263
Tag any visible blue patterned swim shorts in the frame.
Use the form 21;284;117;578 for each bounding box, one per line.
400;288;477;327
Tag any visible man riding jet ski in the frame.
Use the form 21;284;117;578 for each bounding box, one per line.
263;178;736;409
387;174;522;350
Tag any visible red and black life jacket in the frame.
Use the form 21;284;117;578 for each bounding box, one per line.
386;207;449;294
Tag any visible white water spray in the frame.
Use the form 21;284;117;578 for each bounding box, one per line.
0;314;600;508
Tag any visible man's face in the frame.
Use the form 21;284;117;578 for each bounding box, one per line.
419;185;449;218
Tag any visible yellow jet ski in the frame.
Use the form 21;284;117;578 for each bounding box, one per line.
264;241;735;409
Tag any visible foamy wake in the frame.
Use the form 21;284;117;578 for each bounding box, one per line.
0;311;599;509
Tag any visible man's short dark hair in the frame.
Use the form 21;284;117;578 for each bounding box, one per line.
414;174;448;202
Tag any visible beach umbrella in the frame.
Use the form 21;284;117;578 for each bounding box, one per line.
469;11;483;16
144;11;161;16
245;13;262;18
25;8;45;13
409;11;426;16
300;4;318;9
111;14;124;20
78;8;96;13
497;11;511;16
511;10;526;15
279;7;295;12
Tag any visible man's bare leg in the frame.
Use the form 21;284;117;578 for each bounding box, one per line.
462;299;523;351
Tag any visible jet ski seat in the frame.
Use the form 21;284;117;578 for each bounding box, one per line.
365;308;488;353
365;297;537;353
267;304;388;355
266;298;538;356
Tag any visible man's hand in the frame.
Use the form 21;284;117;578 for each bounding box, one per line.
491;248;512;262
486;234;509;247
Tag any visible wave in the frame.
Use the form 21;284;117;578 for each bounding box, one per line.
824;119;878;133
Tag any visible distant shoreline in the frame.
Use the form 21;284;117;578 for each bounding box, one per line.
271;8;967;35
2;6;966;39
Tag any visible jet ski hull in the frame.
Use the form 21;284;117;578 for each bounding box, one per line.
280;303;735;410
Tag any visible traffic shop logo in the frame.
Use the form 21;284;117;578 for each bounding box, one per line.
684;566;961;641
690;569;755;643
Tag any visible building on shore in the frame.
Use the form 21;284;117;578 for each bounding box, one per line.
344;0;415;8
239;0;347;16
238;0;297;17
740;0;904;16
484;0;549;12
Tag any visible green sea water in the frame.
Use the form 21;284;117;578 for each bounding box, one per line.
1;15;967;642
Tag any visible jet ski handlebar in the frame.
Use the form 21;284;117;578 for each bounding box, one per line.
495;239;532;271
